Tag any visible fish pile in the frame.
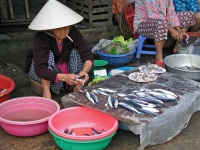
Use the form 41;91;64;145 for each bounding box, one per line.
174;66;200;71
63;127;105;136
85;87;179;117
139;63;166;74
128;72;157;82
128;63;166;83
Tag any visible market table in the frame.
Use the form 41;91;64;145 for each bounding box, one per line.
61;69;200;150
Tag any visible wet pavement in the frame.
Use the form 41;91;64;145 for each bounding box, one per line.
1;53;200;150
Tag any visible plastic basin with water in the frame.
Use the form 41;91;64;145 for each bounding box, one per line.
0;96;60;137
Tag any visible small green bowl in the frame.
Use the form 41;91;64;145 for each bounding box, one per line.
93;60;108;67
49;129;116;150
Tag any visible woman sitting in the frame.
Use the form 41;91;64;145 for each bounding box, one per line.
25;0;93;99
133;0;196;67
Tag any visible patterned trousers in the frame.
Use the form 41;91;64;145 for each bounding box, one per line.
29;49;83;94
135;11;196;41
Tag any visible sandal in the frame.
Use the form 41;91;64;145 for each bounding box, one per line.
154;60;166;68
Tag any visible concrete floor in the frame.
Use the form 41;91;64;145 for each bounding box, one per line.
1;54;200;150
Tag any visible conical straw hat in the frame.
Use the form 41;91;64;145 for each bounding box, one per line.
28;0;83;30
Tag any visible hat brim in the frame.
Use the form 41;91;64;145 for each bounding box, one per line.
28;0;83;30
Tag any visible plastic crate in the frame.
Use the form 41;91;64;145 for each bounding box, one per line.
74;0;113;27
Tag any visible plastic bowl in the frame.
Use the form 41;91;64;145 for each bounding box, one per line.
0;75;15;103
97;49;136;67
48;106;118;140
49;129;116;150
0;96;60;137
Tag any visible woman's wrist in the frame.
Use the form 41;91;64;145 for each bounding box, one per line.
177;29;182;32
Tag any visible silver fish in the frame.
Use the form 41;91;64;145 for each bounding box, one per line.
135;107;158;116
119;98;143;108
95;89;108;96
98;88;117;93
91;89;99;94
90;92;98;104
148;91;177;102
117;93;128;98
108;95;118;108
139;95;166;107
118;102;143;114
92;127;102;135
153;89;179;99
86;92;98;104
141;106;159;113
140;103;157;108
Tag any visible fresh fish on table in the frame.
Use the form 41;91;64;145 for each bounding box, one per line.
92;89;108;96
117;93;128;98
141;106;159;113
86;91;98;104
138;95;166;107
139;103;157;108
118;102;144;114
119;98;142;108
98;88;117;93
135;107;158;116
148;91;177;102
153;89;179;100
108;95;118;108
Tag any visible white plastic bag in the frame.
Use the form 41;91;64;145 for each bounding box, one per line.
91;39;112;54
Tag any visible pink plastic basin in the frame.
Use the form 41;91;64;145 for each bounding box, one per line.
0;96;60;137
0;75;15;103
48;106;118;140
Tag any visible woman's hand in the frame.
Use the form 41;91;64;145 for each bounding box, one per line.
169;27;182;40
57;73;79;86
78;71;89;83
169;27;189;41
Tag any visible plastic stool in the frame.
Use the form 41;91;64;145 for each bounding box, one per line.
136;35;157;58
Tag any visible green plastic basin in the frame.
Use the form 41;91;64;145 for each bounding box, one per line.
49;129;116;150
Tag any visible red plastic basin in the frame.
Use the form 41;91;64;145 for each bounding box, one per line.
48;106;118;140
0;96;60;137
0;75;15;103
